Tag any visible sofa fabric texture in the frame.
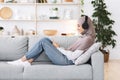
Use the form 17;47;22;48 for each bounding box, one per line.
0;36;104;80
0;36;28;61
23;64;92;80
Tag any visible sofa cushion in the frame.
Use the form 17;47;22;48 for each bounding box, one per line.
0;61;23;80
0;36;28;60
23;64;92;80
51;36;79;48
75;42;102;65
28;36;79;62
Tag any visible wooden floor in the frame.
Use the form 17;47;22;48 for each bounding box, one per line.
104;60;120;80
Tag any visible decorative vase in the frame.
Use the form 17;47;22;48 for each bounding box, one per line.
0;30;3;35
104;52;109;62
12;25;20;35
64;9;72;19
100;48;110;62
100;49;109;62
51;0;57;3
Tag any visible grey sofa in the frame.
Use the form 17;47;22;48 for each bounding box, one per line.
0;36;104;80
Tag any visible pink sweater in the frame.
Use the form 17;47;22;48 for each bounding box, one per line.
67;35;95;52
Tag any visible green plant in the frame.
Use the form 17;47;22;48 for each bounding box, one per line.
52;7;58;11
80;0;84;16
91;0;117;50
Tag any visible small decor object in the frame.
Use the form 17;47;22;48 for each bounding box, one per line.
38;0;47;3
26;29;35;35
4;0;14;3
0;26;4;31
11;25;20;36
64;0;73;2
2;31;10;35
43;29;57;36
0;0;4;3
50;0;57;3
64;9;72;19
0;7;13;19
39;14;48;20
20;28;24;35
49;7;59;19
0;26;4;35
61;33;75;36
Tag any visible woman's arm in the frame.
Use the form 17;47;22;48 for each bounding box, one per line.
52;41;60;48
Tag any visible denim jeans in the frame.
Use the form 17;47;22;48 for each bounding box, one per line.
25;37;74;65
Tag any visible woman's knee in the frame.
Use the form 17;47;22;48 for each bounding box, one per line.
41;37;52;43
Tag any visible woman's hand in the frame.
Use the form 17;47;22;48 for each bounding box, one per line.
52;41;59;48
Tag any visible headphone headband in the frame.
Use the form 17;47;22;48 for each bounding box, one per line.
82;15;89;29
85;16;88;22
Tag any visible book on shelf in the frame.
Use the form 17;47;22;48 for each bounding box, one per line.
39;0;47;3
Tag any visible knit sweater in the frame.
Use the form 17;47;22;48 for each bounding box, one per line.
57;35;94;61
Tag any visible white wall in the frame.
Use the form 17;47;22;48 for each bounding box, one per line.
84;0;120;59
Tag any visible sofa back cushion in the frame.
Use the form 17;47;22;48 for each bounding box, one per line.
0;36;28;61
52;36;79;49
28;36;79;62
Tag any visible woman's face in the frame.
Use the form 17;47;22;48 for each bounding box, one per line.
77;24;84;34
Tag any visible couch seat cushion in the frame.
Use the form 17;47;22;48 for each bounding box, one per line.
23;63;92;80
0;36;28;60
0;61;23;80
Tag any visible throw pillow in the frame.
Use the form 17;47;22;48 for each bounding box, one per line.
0;36;28;61
74;42;102;65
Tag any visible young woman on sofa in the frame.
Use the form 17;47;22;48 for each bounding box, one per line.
7;15;95;66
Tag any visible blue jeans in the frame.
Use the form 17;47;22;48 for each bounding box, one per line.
25;38;74;65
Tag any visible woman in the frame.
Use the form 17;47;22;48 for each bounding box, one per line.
7;15;95;66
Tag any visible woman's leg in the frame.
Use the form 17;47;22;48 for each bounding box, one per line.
40;38;74;65
25;37;73;65
23;38;51;61
7;38;48;66
7;37;73;66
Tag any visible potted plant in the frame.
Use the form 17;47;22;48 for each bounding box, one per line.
91;0;117;62
49;7;59;19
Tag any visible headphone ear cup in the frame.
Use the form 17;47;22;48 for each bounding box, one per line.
82;22;89;29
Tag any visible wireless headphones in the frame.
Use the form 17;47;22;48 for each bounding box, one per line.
82;16;89;29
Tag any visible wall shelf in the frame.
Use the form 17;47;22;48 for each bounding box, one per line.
0;1;81;35
0;20;36;21
0;3;35;5
36;3;80;5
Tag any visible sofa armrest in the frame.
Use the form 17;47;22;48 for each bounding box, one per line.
91;50;104;80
